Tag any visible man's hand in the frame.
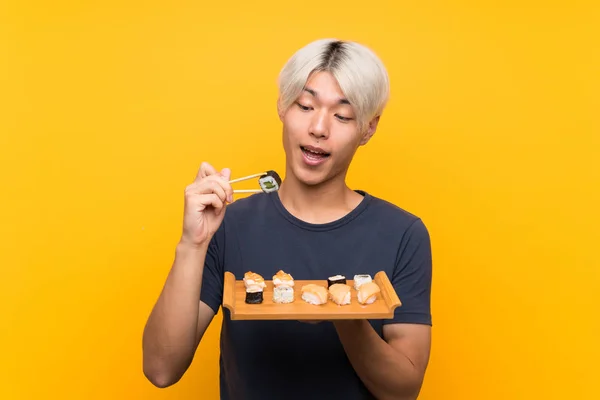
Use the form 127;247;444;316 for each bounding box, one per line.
333;319;430;400
181;162;233;248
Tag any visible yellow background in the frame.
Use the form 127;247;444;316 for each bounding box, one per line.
1;1;598;399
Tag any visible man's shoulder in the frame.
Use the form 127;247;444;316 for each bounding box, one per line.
364;192;424;230
224;192;273;216
218;193;279;233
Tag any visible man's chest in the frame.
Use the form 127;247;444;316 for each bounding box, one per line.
221;225;399;282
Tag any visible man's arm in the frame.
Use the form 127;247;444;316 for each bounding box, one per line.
142;162;231;388
142;242;216;388
335;217;433;398
334;321;431;400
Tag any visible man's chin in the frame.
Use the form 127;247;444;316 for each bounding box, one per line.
285;165;323;186
297;170;333;187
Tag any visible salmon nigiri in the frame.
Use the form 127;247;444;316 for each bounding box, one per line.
328;283;352;305
243;271;266;290
357;281;381;305
272;270;294;287
301;284;328;305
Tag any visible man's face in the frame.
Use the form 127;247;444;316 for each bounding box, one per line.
279;71;378;187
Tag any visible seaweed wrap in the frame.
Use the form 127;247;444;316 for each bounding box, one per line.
258;170;282;193
327;274;346;288
245;287;264;304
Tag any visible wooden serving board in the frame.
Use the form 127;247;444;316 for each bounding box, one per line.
222;271;401;321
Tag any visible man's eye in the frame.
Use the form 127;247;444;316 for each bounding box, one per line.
336;114;353;122
296;102;311;111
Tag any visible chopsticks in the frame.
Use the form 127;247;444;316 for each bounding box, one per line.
228;172;266;184
229;172;267;194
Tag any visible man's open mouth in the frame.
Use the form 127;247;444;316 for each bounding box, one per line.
300;146;331;161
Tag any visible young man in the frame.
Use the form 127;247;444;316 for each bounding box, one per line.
143;39;433;400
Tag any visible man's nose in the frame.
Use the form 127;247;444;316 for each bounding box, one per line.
309;111;329;139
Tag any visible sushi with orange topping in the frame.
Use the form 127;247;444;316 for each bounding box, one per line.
272;270;295;303
357;281;380;305
272;270;294;287
328;283;352;306
300;284;328;305
243;271;266;304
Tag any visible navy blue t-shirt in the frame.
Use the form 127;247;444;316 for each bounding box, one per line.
200;190;432;400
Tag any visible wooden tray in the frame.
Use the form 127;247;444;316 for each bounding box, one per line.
222;271;401;321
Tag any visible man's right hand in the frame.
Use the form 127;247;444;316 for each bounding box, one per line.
180;162;233;248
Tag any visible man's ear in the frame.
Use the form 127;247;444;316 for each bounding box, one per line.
359;115;381;145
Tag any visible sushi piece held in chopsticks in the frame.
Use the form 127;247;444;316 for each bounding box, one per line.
353;274;372;290
273;285;294;304
328;283;352;306
300;284;328;305
258;170;282;193
243;271;266;291
229;170;282;194
357;281;381;305
245;286;264;304
327;274;346;288
272;270;294;287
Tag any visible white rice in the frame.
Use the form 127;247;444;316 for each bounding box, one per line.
353;274;372;290
357;291;377;304
301;292;326;305
273;286;294;303
258;176;280;193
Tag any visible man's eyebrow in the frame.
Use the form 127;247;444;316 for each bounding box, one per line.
303;87;350;105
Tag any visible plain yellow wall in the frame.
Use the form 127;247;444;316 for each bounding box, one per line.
1;1;599;399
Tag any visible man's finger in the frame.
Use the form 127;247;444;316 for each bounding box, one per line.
196;162;218;181
205;180;227;203
205;175;233;203
197;193;224;214
220;167;231;181
220;168;233;202
187;178;229;202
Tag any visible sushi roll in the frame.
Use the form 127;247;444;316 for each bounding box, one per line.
300;284;328;305
328;283;352;306
272;270;294;287
258;170;282;193
327;274;346;288
244;271;266;291
353;274;372;290
357;281;380;305
273;285;294;303
245;286;264;304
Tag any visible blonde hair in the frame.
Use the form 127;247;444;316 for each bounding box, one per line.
278;38;390;131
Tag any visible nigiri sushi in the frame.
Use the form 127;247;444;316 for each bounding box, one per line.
327;274;346;288
353;274;372;290
357;281;380;305
243;271;266;290
328;283;351;306
300;284;328;305
273;285;294;303
272;270;294;287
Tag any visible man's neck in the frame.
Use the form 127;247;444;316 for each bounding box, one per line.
277;173;364;225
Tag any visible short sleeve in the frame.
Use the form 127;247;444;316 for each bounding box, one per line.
383;218;433;326
200;224;225;314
